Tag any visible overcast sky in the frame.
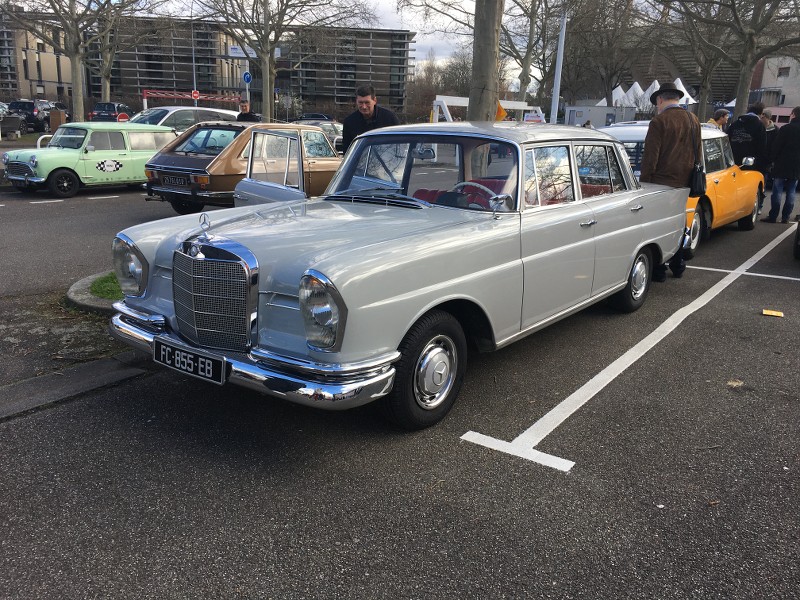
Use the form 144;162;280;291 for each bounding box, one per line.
376;4;457;64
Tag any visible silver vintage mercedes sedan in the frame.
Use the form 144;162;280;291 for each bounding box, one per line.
110;122;688;430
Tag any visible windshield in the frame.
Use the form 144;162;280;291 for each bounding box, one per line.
47;126;88;149
326;135;519;211
129;109;168;125
174;126;242;155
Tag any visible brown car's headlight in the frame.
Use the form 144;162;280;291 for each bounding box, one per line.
112;234;149;297
299;270;347;351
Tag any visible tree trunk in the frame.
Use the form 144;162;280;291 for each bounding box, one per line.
467;0;504;122
69;50;85;121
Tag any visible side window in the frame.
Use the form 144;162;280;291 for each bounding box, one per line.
154;132;177;148
575;144;612;197
607;147;628;192
249;131;300;187
534;145;574;205
622;142;644;178
88;131;111;150
720;137;735;168
703;138;726;173
129;132;157;150
302;131;336;158
523;149;539;206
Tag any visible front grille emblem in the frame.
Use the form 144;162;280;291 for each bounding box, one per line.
189;244;201;257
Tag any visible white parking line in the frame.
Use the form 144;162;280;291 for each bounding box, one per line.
462;225;798;472
688;264;800;283
30;199;63;204
87;195;120;200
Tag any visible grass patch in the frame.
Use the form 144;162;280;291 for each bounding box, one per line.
90;272;124;300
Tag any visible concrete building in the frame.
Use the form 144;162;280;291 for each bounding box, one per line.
0;12;414;119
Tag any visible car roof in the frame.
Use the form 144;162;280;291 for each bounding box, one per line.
55;122;175;132
598;120;725;141
358;121;621;145
138;105;239;116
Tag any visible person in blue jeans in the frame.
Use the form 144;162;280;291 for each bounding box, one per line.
762;106;800;224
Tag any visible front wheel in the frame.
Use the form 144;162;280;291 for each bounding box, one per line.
610;247;652;313
381;310;468;430
738;188;759;231
48;169;79;198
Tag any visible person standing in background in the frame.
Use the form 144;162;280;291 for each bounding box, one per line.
341;84;400;152
762;106;800;224
706;109;729;130
639;82;701;281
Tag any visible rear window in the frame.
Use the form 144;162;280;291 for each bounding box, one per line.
94;103;117;111
9;101;33;111
129;109;168;125
174;127;242;155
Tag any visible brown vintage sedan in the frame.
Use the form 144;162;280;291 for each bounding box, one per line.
145;121;341;214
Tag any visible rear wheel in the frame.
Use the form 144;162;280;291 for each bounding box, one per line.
48;169;79;198
42;120;51;133
381;310;468;430
738;187;759;231
17;120;28;136
610;247;652;313
686;201;710;259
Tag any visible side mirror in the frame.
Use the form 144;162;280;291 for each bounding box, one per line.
741;157;755;167
84;145;95;153
411;147;436;160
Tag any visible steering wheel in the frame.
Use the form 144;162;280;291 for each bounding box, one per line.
449;180;497;199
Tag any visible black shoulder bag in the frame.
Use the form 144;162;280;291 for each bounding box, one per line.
688;116;706;197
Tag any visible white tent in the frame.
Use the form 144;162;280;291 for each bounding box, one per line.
643;80;660;104
673;78;697;105
623;82;645;106
596;85;628;106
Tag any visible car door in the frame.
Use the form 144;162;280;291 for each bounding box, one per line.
703;136;739;225
80;129;138;184
575;143;644;295
301;130;341;195
233;129;307;206
520;144;595;329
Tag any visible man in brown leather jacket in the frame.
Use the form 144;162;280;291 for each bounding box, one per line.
640;82;701;280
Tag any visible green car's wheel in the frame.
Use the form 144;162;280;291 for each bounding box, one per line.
48;169;80;198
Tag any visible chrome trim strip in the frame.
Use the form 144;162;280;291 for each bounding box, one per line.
496;282;626;349
150;185;233;199
6;174;46;183
109;314;396;410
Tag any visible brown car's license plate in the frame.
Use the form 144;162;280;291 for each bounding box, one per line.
153;338;225;384
162;175;188;186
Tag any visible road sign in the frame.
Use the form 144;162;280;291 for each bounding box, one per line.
191;90;200;100
243;71;252;84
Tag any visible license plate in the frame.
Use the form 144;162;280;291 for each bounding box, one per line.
153;338;225;384
162;175;188;186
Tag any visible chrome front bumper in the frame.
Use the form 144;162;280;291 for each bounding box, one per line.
109;304;397;411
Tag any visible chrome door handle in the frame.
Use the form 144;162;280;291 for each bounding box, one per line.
630;204;644;212
580;219;597;227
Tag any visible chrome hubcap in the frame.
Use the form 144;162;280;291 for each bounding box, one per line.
413;334;457;410
690;207;702;250
631;254;649;300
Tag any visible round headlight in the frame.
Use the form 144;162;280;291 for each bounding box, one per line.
112;235;149;297
29;155;37;168
2;153;9;165
299;271;346;351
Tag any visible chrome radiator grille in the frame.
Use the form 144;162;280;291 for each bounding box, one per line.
173;245;252;352
6;162;34;177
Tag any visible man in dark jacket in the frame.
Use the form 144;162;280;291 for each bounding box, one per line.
728;102;767;166
640;82;701;280
763;106;800;223
341;84;400;152
237;99;261;122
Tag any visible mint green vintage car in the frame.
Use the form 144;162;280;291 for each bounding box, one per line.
2;122;177;198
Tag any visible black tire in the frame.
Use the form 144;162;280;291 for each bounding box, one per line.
793;225;800;260
610;247;652;313
737;187;759;231
685;201;710;260
42;120;51;134
169;198;204;215
48;169;80;198
381;310;468;430
17;120;28;136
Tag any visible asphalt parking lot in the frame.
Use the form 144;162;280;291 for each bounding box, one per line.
0;186;798;598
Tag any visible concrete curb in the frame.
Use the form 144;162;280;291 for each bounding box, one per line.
65;272;117;316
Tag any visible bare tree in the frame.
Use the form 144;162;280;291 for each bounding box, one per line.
655;0;800;118
0;0;149;119
192;0;376;122
468;0;504;121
